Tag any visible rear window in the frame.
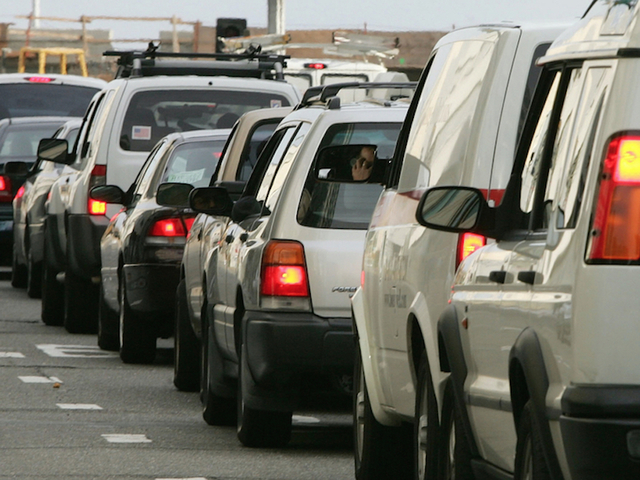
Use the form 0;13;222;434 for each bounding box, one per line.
297;122;401;230
0;84;99;119
119;90;291;152
159;140;228;189
0;124;63;160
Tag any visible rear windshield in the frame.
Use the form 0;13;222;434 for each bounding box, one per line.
0;84;99;119
0;123;63;160
119;90;291;152
297;122;401;230
159;140;228;189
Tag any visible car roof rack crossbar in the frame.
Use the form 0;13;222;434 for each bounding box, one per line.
295;81;417;110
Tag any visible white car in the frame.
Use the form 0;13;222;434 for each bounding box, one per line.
418;1;640;478
41;48;301;333
190;81;414;448
350;22;569;479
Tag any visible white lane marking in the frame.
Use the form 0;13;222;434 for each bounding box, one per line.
292;415;321;424
0;352;25;358
101;434;152;443
36;344;118;358
156;478;208;480
19;376;63;384
57;403;102;410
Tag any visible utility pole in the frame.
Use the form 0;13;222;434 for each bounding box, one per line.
267;0;285;35
32;0;41;28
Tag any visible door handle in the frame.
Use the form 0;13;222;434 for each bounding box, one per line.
239;233;248;243
488;270;506;284
225;234;234;244
517;271;537;285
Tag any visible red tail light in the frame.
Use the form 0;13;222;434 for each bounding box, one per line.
88;164;107;216
261;240;310;297
587;134;640;262
0;175;12;202
183;216;196;232
304;63;327;69
27;76;52;83
456;232;486;269
15;185;25;200
149;218;187;237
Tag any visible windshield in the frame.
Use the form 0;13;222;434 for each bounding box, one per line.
159;139;228;189
0;84;100;119
0;124;63;160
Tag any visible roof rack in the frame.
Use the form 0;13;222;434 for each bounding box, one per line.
104;43;290;80
296;81;417;110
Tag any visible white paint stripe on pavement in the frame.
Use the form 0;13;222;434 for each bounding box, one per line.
57;403;102;410
36;344;118;358
19;376;63;384
0;352;25;358
101;434;152;443
156;478;208;480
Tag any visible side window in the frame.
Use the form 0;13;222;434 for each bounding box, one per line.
236;120;281;182
254;127;297;203
72;94;103;162
263;123;311;213
130;140;169;204
79;90;115;169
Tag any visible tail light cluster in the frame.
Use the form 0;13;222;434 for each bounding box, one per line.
456;232;486;269
145;216;195;247
88;165;107;216
0;175;12;202
587;133;640;262
260;240;311;311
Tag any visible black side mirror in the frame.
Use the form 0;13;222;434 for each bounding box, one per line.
189;187;234;216
314;144;381;184
3;161;30;176
156;182;194;208
37;138;72;164
90;185;125;204
416;186;486;232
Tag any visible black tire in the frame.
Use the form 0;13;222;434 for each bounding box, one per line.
173;279;201;391
98;284;120;351
353;340;412;480
201;302;236;426
237;343;292;448
415;351;439;480
439;377;475;480
41;236;64;326
11;242;27;289
26;244;42;298
64;270;99;334
514;401;552;480
119;278;156;364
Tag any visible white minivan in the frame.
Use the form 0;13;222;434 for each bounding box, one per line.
419;1;640;478
351;22;569;479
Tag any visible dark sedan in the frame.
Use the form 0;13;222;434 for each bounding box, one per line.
92;128;231;364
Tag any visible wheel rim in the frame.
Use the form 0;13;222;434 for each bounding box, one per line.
355;366;366;462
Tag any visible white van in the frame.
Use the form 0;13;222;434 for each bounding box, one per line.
351;22;568;479
419;1;640;477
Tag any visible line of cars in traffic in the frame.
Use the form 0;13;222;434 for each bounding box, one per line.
8;1;640;477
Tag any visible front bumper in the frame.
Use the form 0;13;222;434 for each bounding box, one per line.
67;213;108;280
561;385;640;479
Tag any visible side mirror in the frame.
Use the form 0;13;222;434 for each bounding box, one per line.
189;187;233;216
3;161;30;176
37;138;72;164
156;182;194;208
90;185;125;204
416;186;485;232
215;180;246;201
314;144;382;183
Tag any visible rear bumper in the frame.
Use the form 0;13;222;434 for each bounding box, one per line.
0;203;13;249
67;213;108;280
561;385;640;479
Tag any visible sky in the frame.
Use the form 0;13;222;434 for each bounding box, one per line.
1;0;592;41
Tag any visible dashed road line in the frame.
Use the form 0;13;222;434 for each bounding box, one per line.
18;375;63;384
57;403;102;410
36;344;118;358
101;434;152;443
0;352;25;358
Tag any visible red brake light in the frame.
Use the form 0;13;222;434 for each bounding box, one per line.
261;241;310;297
15;185;25;200
88;199;107;215
149;218;187;237
183;217;196;232
88;164;107;215
304;63;327;70
27;76;52;83
0;175;12;202
588;134;640;261
456;232;486;269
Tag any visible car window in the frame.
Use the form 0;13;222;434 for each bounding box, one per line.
254;127;298;203
130;140;169;204
78;90;115;169
0;124;62;159
236;120;281;182
517;43;552;139
0;83;99;118
297;122;402;229
119;89;291;152
158;139;227;189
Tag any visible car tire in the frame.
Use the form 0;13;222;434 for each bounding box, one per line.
514;400;552;480
41;236;64;326
64;270;98;334
173;279;200;392
415;351;439;480
26;245;42;299
439;377;475;480
201;304;236;426
354;339;412;480
11;243;27;289
119;277;156;364
98;284;120;351
237;342;292;448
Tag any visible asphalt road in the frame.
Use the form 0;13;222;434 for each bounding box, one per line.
0;271;354;480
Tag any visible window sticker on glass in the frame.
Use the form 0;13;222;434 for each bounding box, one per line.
270;99;282;108
167;168;206;184
132;126;152;140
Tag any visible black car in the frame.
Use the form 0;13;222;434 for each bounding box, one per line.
92;128;231;363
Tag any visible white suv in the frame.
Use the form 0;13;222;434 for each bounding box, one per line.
40;49;301;333
189;82;414;448
418;1;640;478
351;22;568;479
